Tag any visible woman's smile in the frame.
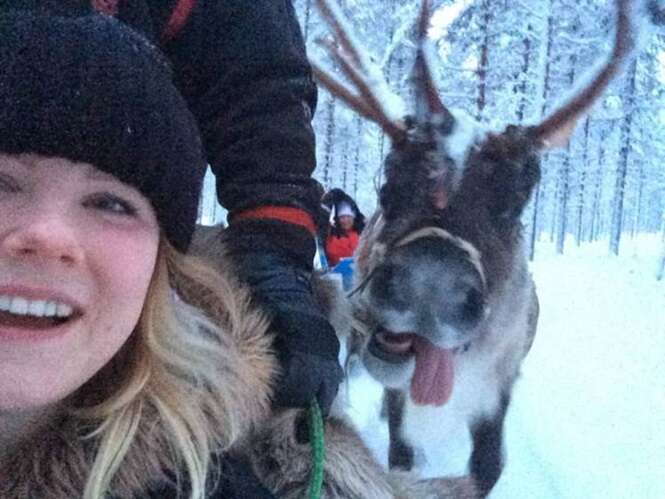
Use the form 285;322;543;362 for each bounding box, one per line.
0;287;82;341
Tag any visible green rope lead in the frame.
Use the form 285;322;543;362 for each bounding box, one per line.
307;398;325;499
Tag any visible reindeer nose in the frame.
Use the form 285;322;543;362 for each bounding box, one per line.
370;262;412;311
370;236;486;333
437;276;485;330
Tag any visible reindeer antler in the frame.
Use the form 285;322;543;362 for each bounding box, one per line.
531;0;636;148
311;0;408;143
412;0;455;132
312;0;458;139
313;0;465;219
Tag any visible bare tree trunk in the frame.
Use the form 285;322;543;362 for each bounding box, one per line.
341;135;349;190
575;118;591;246
590;124;610;241
610;59;637;256
529;185;541;261
353;114;362;199
555;22;584;254
378;131;386;186
551;173;559;242
515;19;538;261
302;0;312;43
516;24;533;123
475;0;492;121
631;166;644;238
589;166;602;242
575;172;585;246
556;156;570;254
529;0;554;256
555;43;579;255
375;2;400;189
323;94;337;189
539;5;555;119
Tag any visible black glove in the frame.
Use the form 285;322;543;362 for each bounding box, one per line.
223;219;343;416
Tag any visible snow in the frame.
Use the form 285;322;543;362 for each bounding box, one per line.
345;233;665;499
198;166;227;226
429;0;474;41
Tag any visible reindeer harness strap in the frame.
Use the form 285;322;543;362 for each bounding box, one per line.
308;398;325;499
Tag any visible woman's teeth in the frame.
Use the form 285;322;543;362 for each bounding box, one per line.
0;295;74;319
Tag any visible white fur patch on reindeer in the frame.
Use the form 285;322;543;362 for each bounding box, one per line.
441;109;485;190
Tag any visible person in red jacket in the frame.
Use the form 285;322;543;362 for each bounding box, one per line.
323;189;365;267
325;202;359;266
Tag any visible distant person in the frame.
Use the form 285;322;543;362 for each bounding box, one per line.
322;189;365;267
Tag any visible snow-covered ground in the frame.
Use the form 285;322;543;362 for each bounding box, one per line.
345;234;665;499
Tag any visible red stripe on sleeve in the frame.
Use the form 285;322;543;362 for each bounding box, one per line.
91;0;120;16
231;206;316;235
161;0;196;43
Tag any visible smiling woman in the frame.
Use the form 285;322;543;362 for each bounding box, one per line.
0;154;160;403
0;11;275;499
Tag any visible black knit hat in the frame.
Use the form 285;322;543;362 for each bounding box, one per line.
0;11;206;252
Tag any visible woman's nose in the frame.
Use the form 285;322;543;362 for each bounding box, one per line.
3;207;84;265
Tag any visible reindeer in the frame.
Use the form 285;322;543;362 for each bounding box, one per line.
189;223;480;498
311;0;638;496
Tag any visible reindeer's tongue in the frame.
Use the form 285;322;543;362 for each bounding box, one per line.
410;336;454;406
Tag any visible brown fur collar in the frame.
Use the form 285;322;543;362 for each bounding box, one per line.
1;411;170;498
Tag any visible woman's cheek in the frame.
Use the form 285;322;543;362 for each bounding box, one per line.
82;218;159;304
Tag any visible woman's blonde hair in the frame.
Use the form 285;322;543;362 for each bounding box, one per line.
63;237;275;499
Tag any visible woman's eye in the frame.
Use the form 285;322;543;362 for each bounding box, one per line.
85;193;137;216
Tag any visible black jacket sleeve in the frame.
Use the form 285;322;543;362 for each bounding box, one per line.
145;0;323;222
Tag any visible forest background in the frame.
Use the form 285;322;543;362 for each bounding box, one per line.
202;0;665;261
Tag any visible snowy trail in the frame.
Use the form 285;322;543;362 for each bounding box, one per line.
493;236;665;499
349;235;665;499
